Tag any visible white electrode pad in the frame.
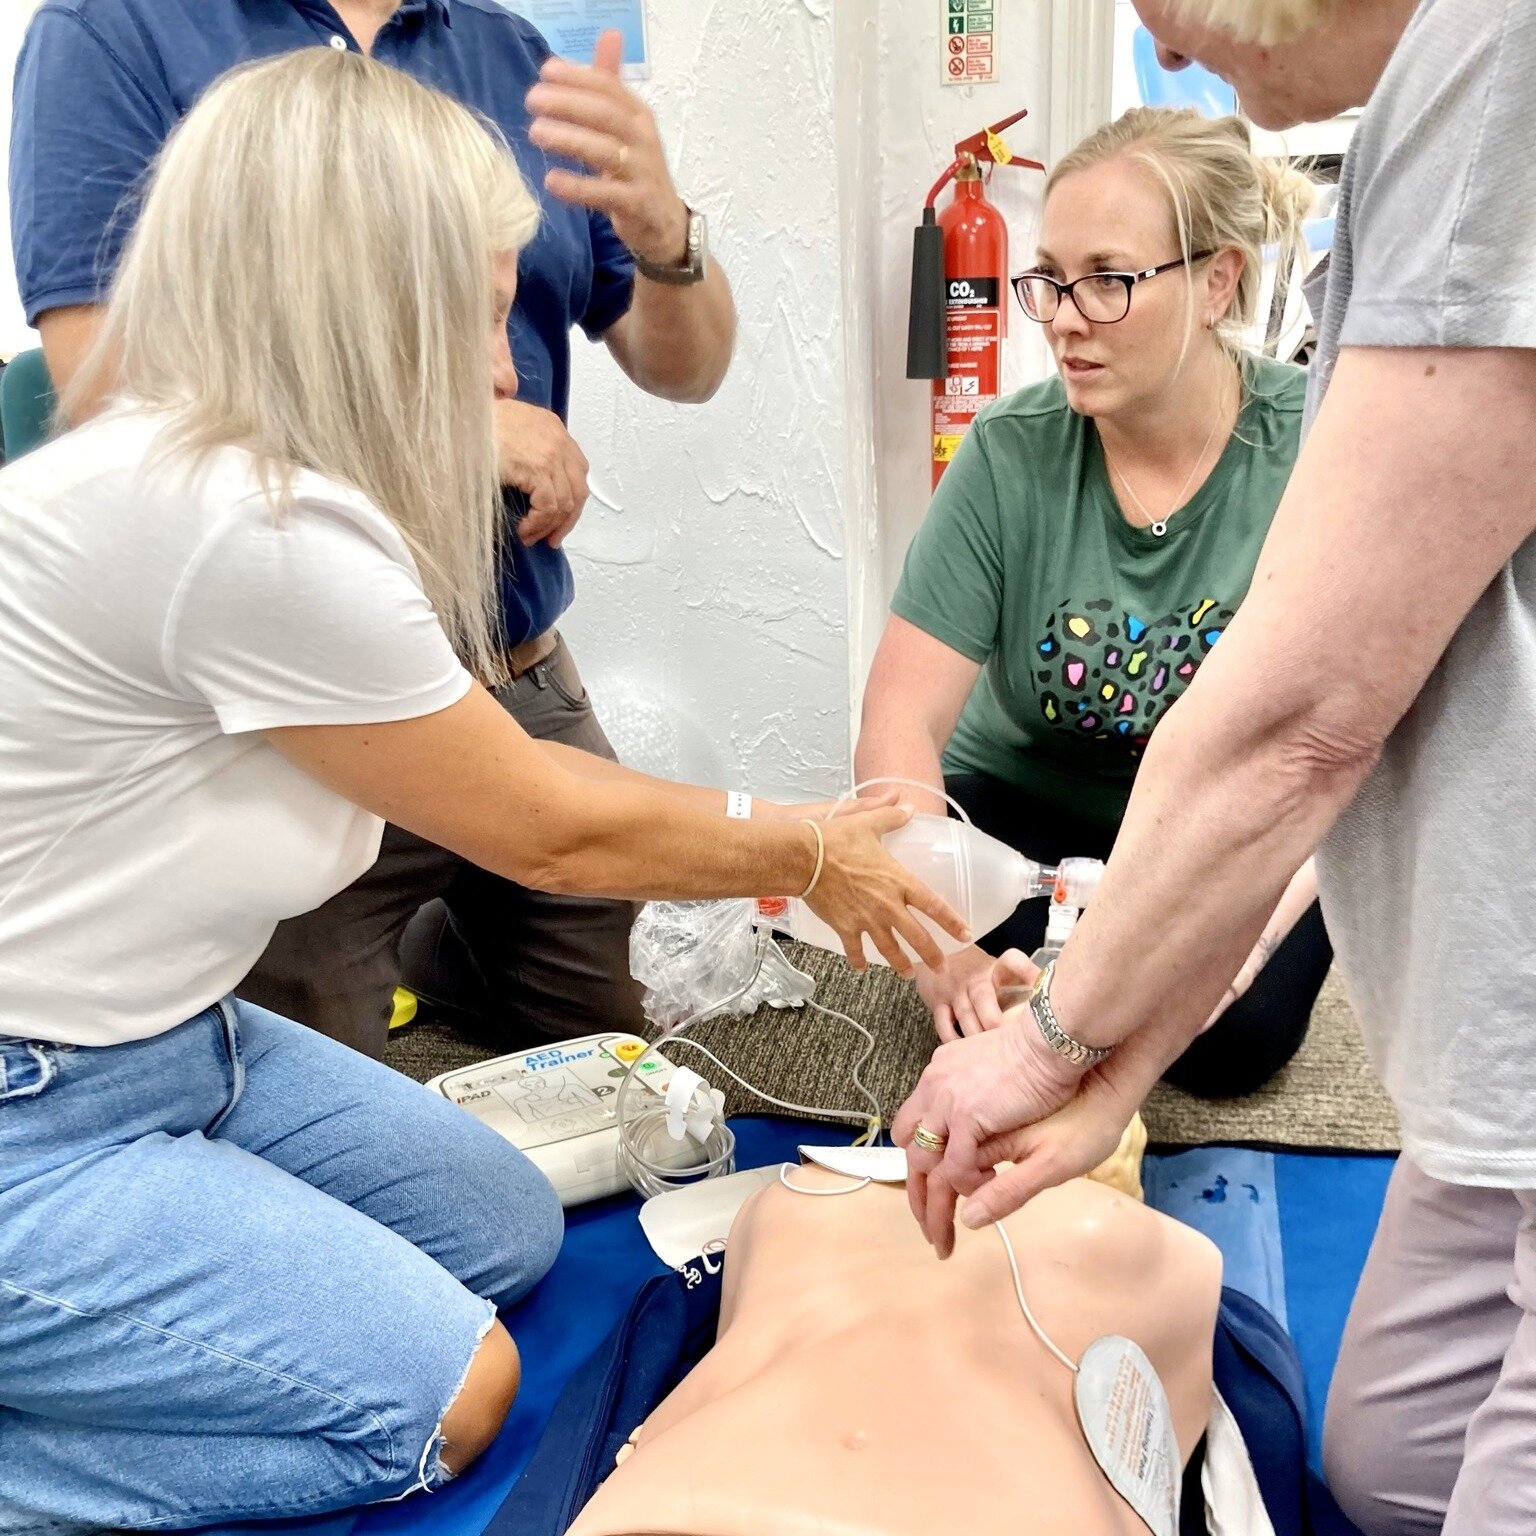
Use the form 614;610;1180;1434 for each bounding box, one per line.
797;1144;909;1183
1074;1335;1182;1536
638;1165;783;1268
427;1033;690;1207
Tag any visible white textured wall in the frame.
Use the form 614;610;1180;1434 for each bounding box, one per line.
564;0;1062;798
564;0;857;800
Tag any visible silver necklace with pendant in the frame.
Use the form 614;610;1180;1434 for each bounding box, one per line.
1107;407;1227;540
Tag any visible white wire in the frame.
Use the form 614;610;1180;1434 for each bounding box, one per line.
842;775;973;826
805;1000;886;1144
660;1031;878;1135
777;1166;872;1197
613;931;769;1199
625;845;1076;1376
771;1149;1080;1375
620;834;1075;1377
614;1105;738;1201
614;930;885;1198
995;1223;1079;1376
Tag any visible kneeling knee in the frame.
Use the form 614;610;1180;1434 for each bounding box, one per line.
480;1164;563;1309
441;1131;564;1309
437;1320;522;1477
1323;1400;1435;1536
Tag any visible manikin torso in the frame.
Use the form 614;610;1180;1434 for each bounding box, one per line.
568;1169;1223;1536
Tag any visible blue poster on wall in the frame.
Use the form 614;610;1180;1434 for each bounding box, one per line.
501;0;650;77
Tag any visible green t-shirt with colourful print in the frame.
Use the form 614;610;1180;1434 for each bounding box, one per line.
891;355;1305;831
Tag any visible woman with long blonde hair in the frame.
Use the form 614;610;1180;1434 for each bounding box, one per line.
0;50;960;1531
858;106;1328;1096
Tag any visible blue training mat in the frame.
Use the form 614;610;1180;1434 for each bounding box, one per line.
189;1120;1393;1536
1277;1156;1395;1467
1144;1147;1289;1327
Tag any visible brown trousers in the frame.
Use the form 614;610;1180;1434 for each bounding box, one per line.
237;634;646;1059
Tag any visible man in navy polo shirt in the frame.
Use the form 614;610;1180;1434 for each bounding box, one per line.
10;0;737;1058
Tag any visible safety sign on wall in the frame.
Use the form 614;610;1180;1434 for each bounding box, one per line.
942;0;997;86
502;0;650;78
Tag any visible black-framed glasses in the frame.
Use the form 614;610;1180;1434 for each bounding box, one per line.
1012;252;1215;325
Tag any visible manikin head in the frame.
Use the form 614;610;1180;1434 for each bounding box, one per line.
1131;0;1418;130
1024;108;1314;425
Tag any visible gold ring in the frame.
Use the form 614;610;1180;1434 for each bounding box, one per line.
912;1125;948;1154
615;144;630;173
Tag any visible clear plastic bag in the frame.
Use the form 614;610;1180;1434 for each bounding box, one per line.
629;900;815;1028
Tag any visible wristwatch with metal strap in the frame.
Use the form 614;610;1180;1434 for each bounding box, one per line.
1028;960;1113;1069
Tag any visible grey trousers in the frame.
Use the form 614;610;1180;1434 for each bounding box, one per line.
1324;1157;1536;1535
237;634;646;1060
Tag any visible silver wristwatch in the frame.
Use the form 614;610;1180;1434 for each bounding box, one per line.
1028;961;1113;1069
634;205;708;286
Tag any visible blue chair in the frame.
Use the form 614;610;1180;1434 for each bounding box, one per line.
0;348;57;462
1132;25;1237;117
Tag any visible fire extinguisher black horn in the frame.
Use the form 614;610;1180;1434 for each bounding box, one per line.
906;152;961;384
906;205;947;381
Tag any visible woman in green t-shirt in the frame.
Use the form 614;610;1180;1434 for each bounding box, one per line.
858;107;1329;1097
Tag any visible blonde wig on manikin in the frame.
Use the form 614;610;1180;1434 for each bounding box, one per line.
70;48;538;684
1168;0;1339;45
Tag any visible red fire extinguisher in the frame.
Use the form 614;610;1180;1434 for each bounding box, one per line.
907;110;1044;488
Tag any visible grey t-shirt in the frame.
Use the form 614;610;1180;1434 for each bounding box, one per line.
1305;0;1536;1184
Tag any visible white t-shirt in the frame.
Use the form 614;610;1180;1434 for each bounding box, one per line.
0;407;472;1047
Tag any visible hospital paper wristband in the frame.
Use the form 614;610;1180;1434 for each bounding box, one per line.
1029;961;1112;1070
726;791;753;820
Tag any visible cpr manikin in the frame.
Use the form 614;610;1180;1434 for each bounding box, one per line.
567;1135;1222;1536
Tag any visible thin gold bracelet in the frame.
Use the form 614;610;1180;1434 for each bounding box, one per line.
798;818;826;899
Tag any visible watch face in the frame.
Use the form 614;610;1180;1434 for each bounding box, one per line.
636;210;705;282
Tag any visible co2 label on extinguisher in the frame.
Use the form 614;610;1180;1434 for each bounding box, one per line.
946;276;1000;309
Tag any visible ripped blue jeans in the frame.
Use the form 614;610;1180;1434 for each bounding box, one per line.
0;1000;563;1533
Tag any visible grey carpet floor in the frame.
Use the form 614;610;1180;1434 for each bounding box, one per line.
386;946;1399;1154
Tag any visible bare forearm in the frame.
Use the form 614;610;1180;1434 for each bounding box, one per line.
428;741;810;899
539;739;727;812
856;619;980;819
267;689;811;902
1207;858;1318;1024
38;304;111;426
512;778;814;899
1052;681;1368;1059
612;265;735;401
1050;348;1536;1063
853;717;950;818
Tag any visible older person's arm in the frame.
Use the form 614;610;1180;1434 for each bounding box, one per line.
1059;346;1536;1056
898;342;1536;1242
